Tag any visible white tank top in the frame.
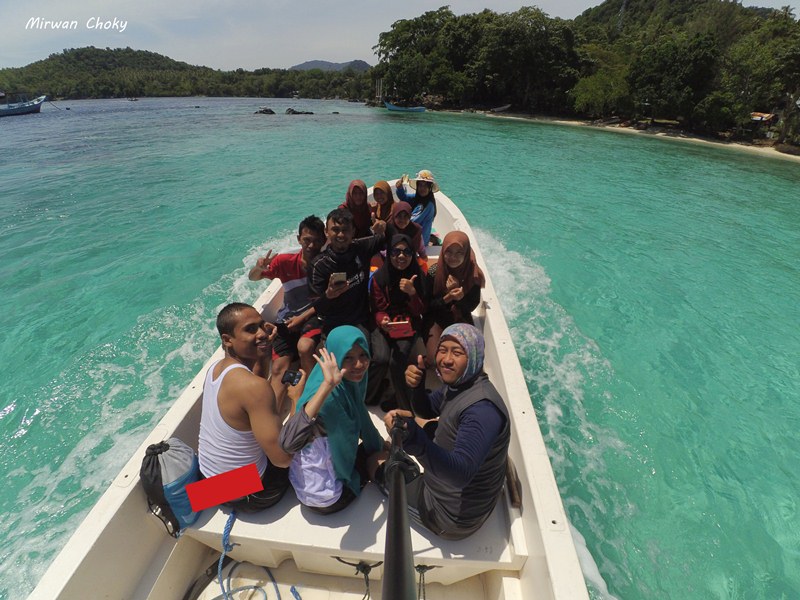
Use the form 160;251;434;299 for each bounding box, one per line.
198;361;269;478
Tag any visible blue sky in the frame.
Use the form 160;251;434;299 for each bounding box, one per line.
2;0;798;70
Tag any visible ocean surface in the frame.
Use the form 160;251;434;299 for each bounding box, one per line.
1;97;798;599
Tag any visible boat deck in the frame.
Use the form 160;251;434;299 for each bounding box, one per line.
187;478;527;586
185;392;530;587
196;558;508;600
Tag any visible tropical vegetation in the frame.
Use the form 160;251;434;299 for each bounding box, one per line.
0;47;373;101
374;1;800;143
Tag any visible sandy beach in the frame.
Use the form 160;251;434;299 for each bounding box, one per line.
488;112;800;165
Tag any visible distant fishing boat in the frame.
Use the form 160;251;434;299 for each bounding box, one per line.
490;104;512;113
384;100;425;113
0;94;47;117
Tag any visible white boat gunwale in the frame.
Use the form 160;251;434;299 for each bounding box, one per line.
29;184;588;600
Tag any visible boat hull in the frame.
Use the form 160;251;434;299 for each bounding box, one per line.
384;101;425;113
0;95;47;116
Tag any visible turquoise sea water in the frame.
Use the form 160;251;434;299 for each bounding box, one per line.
1;98;798;599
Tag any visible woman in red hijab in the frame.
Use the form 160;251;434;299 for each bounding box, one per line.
339;180;373;238
424;231;485;365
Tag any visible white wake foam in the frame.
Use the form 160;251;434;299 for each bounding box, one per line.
474;228;621;599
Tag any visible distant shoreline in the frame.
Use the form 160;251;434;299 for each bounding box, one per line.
486;112;800;165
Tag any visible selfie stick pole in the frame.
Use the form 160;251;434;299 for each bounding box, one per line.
381;418;417;600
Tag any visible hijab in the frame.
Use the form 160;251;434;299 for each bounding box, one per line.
373;234;426;309
388;201;423;248
340;179;372;238
295;325;383;494
433;231;485;297
371;180;395;222
440;323;485;387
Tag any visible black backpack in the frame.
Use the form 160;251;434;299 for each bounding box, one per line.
140;438;200;537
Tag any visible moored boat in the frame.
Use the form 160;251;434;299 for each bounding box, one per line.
0;94;47;117
29;183;589;600
384;101;426;113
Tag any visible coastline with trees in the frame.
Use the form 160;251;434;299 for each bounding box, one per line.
2;0;798;155
373;1;800;153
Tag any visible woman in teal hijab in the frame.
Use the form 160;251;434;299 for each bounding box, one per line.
282;325;386;514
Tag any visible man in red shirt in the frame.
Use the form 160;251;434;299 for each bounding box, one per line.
249;215;325;415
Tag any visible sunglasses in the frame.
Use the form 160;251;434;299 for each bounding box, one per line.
390;247;412;257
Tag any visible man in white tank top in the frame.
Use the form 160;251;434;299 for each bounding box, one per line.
198;302;294;512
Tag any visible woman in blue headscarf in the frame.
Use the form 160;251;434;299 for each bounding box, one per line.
280;325;386;514
380;323;511;539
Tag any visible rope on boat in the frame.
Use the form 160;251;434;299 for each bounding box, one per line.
208;511;286;600
217;511;238;600
334;557;383;600
261;565;281;600
208;561;282;600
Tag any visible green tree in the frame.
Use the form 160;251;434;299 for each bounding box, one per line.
692;90;738;132
374;6;459;102
775;37;800;143
572;68;630;116
628;33;720;123
722;33;781;125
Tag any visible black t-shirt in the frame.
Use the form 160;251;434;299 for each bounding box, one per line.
308;235;384;333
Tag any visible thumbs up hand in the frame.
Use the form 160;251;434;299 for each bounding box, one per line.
405;354;426;388
399;274;417;296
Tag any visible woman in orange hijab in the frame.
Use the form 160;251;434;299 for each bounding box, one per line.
424;231;485;365
371;180;395;224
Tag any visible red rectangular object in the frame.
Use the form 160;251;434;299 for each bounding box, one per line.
186;463;264;512
387;320;415;339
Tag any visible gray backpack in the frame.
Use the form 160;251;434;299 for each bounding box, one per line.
140;438;200;537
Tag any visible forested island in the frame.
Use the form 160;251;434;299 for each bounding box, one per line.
1;0;798;146
0;47;374;102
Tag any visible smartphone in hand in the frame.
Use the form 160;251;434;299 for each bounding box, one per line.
330;272;347;285
281;370;302;386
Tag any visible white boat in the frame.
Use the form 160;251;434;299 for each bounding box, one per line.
0;94;47;117
29;185;589;600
